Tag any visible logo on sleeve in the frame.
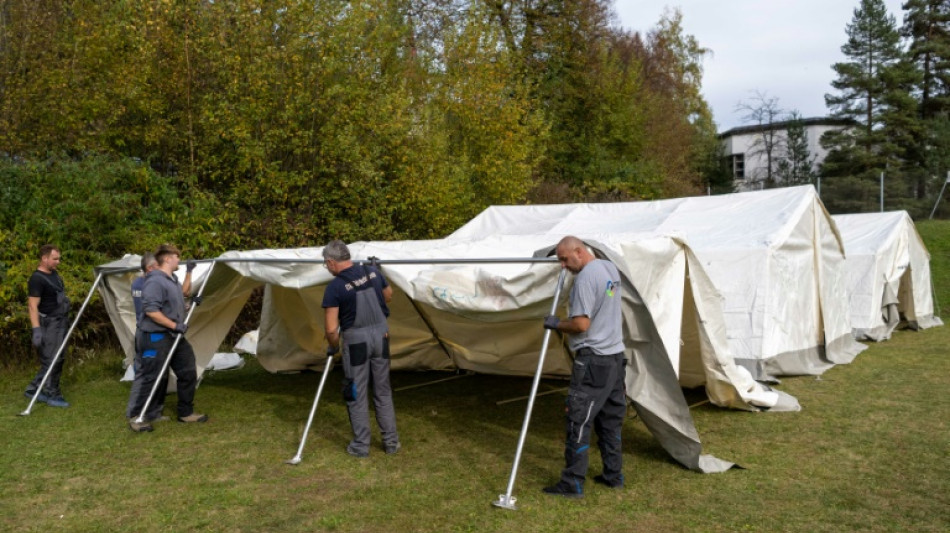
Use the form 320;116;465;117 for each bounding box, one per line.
605;280;618;297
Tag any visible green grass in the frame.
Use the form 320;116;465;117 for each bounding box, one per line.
1;222;948;533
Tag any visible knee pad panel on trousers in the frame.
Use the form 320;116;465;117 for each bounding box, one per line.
342;377;357;402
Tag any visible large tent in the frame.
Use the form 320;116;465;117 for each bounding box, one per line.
448;185;866;380
97;232;772;474
832;211;943;341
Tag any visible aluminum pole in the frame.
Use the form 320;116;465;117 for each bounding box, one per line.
492;268;568;511
134;261;217;424
880;171;885;212
929;171;950;220
285;354;336;465
20;272;104;416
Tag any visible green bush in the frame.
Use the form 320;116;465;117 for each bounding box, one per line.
0;154;224;363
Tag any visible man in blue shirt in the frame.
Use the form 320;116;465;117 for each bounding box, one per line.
322;240;400;457
542;236;626;498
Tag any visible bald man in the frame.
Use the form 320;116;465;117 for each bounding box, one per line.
542;236;626;498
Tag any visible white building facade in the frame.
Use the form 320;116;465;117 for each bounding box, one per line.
719;117;853;192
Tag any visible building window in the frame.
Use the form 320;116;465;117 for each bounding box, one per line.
731;154;745;179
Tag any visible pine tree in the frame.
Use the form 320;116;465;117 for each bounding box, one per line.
776;112;817;186
821;0;919;213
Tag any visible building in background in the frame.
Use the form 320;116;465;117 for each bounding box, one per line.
719;117;854;192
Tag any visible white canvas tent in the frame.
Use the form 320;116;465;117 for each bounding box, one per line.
449;185;866;380
97;232;762;474
832;211;943;340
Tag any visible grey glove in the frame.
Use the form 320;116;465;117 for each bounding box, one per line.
326;345;339;357
543;315;560;330
186;260;197;273
173;322;188;334
31;327;43;348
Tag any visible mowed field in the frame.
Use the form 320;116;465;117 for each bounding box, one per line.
1;221;947;533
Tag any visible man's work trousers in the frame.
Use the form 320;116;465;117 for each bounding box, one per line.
559;351;626;491
341;322;399;455
127;329;199;419
27;315;69;397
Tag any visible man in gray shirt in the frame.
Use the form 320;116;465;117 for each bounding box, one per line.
127;244;207;432
542;236;626;498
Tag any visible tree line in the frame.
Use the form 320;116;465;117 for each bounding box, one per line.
0;1;723;356
734;0;949;216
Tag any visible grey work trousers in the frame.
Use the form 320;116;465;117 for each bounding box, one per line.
27;314;69;397
341;323;399;454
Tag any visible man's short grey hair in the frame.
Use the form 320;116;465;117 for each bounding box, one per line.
140;252;157;272
322;240;351;261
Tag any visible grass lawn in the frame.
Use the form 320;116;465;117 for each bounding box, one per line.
1;221;948;533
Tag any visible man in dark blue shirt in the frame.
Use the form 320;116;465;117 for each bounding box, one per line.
322;240;400;457
24;244;71;408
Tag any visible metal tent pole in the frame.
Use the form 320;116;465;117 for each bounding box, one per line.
285;354;336;465
929;171;950;220
492;268;568;511
133;261;217;424
20;272;104;416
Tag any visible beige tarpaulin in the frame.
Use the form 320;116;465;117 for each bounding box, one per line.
832;211;943;340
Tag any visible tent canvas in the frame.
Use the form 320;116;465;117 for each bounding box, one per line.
832;211;943;341
448;185;866;380
97;233;749;474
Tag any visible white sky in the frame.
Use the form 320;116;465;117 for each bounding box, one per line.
613;0;907;131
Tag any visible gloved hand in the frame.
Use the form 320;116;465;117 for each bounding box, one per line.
186;260;197;273
543;315;560;330
368;256;380;267
191;295;203;306
326;345;339;357
173;322;188;334
31;327;43;348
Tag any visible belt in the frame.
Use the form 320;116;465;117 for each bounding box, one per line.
575;347;595;357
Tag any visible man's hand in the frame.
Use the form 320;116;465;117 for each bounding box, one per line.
173;322;188;334
543;316;560;330
186;260;197;273
191;295;203;306
31;327;43;347
326;345;339;357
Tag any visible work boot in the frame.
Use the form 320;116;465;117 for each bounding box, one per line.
385;442;402;455
542;481;584;499
24;390;50;403
593;474;624;489
129;419;154;433
346;444;368;458
44;396;70;408
177;413;209;423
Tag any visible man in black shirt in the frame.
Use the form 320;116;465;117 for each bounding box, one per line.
25;244;71;408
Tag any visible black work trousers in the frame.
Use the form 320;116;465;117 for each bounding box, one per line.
559;350;626;490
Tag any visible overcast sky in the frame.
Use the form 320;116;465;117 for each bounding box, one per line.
613;0;908;131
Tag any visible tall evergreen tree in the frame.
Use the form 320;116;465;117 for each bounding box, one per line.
902;0;950;191
821;0;919;213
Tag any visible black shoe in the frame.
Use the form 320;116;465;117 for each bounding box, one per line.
384;442;401;455
593;474;623;489
542;481;583;499
346;444;368;458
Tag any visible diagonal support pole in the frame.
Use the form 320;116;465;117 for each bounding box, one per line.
285;354;336;465
20;272;104;416
492;268;568;510
134;261;217;424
